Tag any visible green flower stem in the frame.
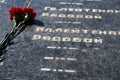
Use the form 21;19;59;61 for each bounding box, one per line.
0;22;23;50
0;14;29;51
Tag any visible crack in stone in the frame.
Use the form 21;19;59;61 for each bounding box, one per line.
26;0;32;7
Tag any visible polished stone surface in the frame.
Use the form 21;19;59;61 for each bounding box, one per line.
0;0;120;80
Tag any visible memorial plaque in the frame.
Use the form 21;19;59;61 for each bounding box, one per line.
0;0;120;80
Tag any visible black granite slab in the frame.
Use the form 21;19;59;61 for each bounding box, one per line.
0;0;120;80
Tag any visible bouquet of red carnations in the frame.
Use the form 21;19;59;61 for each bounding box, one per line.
0;6;36;61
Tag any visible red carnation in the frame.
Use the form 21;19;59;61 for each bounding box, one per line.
0;6;37;61
23;8;36;19
9;7;36;21
9;6;25;20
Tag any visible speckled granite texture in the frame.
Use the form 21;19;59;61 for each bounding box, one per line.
0;0;120;80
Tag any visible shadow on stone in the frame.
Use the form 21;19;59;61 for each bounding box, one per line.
33;19;44;26
8;41;15;46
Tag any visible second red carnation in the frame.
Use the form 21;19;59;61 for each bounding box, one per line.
23;8;36;19
9;6;25;20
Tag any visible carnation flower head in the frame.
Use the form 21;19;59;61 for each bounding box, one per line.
9;6;25;21
9;6;36;25
23;8;36;20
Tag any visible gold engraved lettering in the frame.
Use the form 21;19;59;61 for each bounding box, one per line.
108;31;117;35
62;37;71;42
36;27;44;32
32;35;41;40
94;15;102;19
58;14;66;17
85;15;93;19
83;38;93;43
43;7;120;14
82;29;89;34
99;30;107;35
44;7;51;10
92;9;98;12
54;28;63;32
75;8;82;12
71;28;80;33
50;14;57;17
44;7;56;11
45;28;53;32
64;29;70;33
68;8;74;11
72;38;81;42
84;8;91;12
107;10;114;13
117;31;120;35
91;30;98;34
67;14;75;18
59;8;67;11
115;10;120;13
52;37;61;42
50;7;56;11
76;15;83;18
42;13;49;16
42;36;51;41
32;35;103;43
34;27;120;36
98;9;106;13
94;38;103;43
